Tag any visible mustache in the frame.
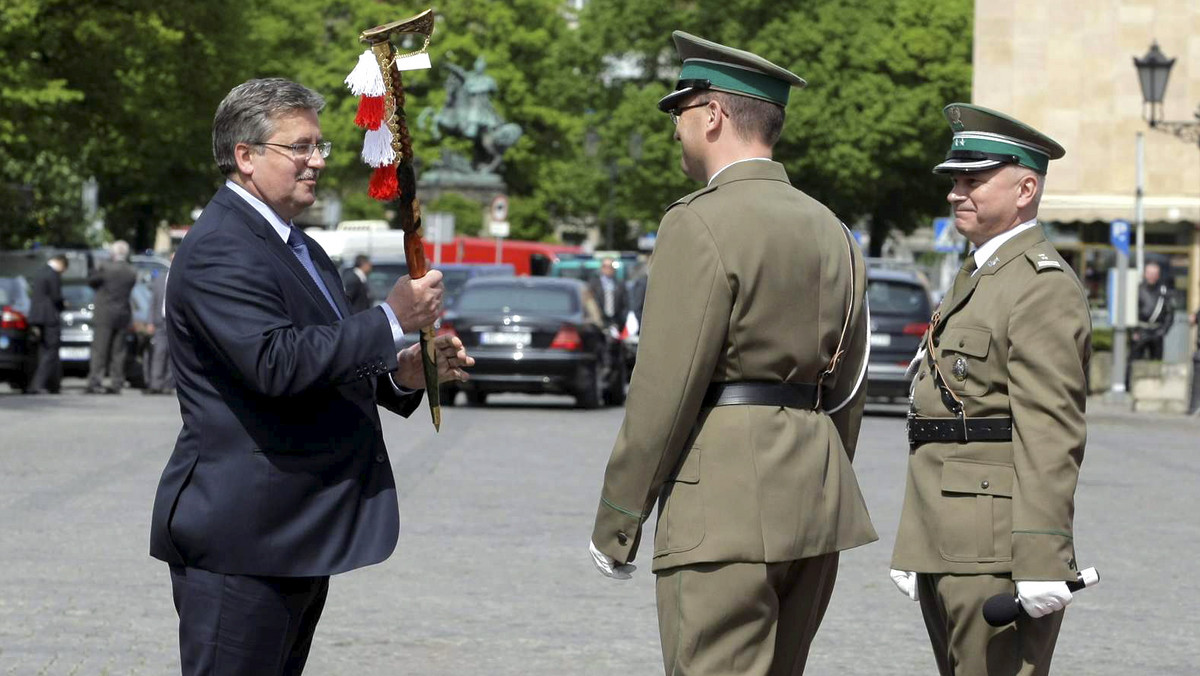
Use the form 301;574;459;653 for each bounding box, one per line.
297;170;320;181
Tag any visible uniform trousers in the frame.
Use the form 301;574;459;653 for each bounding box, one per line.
170;565;329;676
655;553;839;676
917;573;1063;676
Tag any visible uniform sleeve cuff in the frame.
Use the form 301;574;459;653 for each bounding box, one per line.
1011;530;1078;581
592;497;647;565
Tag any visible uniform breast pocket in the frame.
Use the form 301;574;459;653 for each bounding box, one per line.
654;447;705;557
936;326;992;397
937;459;1014;563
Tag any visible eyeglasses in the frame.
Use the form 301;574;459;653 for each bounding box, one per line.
255;141;332;161
668;101;711;125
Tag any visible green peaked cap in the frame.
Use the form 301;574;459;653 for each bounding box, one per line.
934;103;1065;174
658;31;806;112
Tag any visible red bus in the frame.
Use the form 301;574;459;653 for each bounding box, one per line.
424;236;582;276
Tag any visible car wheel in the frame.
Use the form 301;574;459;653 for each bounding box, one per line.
439;385;457;406
466;390;488;407
576;363;603;409
603;356;627;406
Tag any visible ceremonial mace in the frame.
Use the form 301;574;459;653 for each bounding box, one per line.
346;9;442;430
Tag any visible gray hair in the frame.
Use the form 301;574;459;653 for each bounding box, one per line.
212;78;325;176
110;240;130;260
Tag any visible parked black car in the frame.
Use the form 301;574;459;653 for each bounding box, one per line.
438;277;625;408
865;260;934;401
0;276;35;392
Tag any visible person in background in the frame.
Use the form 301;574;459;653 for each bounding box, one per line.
342;254;374;314
27;254;68;394
1133;261;1173;360
85;240;137;394
145;253;174;394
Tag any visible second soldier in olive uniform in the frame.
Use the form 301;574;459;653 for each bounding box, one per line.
588;32;876;675
890;104;1091;676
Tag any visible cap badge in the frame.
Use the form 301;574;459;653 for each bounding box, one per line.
948;106;964;131
952;356;968;382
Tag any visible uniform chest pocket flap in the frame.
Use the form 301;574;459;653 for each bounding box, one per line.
941;459;1013;497
939;326;991;359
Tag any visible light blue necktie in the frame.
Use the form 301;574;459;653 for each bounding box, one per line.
286;226;342;319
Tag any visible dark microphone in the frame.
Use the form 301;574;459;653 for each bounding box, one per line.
982;567;1100;627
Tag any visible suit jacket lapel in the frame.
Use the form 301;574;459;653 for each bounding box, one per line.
214;186;342;323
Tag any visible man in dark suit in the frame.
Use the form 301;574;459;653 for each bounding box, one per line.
587;258;628;333
85;240;138;393
342;253;373;313
27;254;68;394
148;78;473;676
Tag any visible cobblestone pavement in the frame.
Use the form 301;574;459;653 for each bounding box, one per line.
0;384;1196;674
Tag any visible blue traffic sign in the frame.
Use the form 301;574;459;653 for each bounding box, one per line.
933;217;958;253
1110;219;1131;257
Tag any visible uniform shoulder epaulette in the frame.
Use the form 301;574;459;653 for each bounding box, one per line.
665;184;719;211
1024;245;1064;273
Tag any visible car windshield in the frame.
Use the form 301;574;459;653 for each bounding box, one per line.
366;264;409;302
62;283;95;310
0;277;31;312
456;285;578;315
867;279;930;316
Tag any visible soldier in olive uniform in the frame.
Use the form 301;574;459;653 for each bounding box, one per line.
889;104;1091;675
588;32;876;676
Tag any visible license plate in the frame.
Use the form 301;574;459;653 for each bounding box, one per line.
869;333;892;348
480;331;532;346
59;346;90;361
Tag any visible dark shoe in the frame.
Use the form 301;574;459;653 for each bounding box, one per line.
84;387;104;395
104;387;121;395
142;388;161;395
25;388;50;395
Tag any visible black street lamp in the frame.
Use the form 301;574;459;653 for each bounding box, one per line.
1134;41;1200;143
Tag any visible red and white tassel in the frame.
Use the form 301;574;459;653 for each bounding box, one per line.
355;95;386;130
345;49;385;97
361;126;396;167
368;164;399;201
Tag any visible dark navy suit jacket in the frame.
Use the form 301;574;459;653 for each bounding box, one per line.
149;185;422;577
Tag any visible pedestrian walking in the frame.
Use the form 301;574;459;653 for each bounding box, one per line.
588;32;875;676
342;253;374;314
889;103;1091;676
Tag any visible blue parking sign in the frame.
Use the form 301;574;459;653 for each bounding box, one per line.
1110;220;1131;257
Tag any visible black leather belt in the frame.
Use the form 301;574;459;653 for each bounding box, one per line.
907;415;1013;446
703;382;820;410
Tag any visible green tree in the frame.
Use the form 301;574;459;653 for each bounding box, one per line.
572;0;973;254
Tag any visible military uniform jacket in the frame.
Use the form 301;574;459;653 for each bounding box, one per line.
592;161;877;573
892;226;1089;581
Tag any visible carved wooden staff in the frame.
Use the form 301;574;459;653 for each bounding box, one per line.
350;10;441;430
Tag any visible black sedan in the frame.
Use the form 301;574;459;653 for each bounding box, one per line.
865;260;934;401
0;276;35;392
438;277;625;408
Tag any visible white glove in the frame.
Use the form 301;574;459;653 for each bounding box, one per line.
889;569;919;601
590;540;637;580
1016;580;1073;618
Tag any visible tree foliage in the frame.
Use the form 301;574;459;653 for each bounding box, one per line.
1;0;970;253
